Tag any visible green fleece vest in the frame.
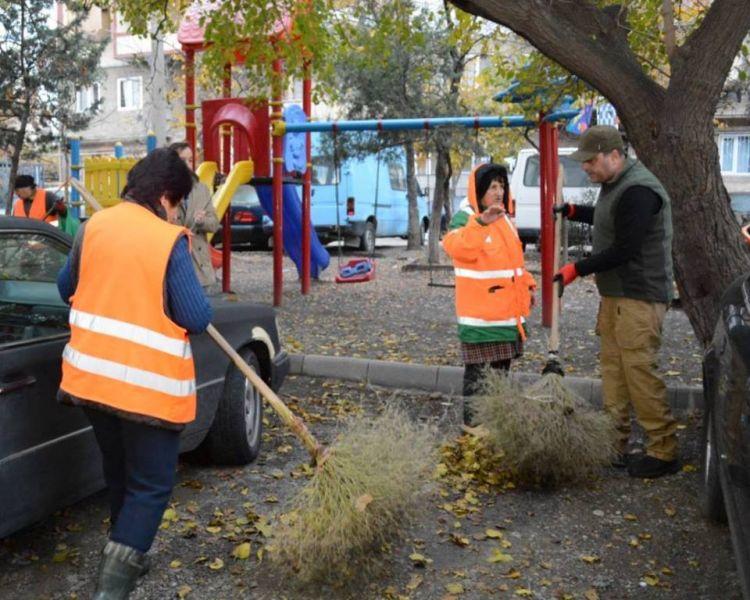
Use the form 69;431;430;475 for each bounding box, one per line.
592;159;674;303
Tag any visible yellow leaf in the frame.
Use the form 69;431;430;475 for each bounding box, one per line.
409;552;432;567
661;566;674;576
177;585;192;599
232;543;251;560
487;549;513;563
515;589;533;597
406;574;423;590
580;555;600;564
435;463;449;477
682;464;697;473
664;507;676;517
205;526;222;534
162;508;179;522
450;533;470;547
624;513;638;521
271;469;285;479
643;575;659;586
584;590;600;600
208;558;224;570
169;560;182;568
52;548;69;563
485;528;504;539
628;537;640;548
255;517;273;538
445;583;464;594
355;494;374;512
504;569;522;579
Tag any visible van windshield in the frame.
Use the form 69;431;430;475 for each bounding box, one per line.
523;155;593;188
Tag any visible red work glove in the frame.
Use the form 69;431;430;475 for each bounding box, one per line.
53;200;68;217
552;203;577;219
553;263;578;288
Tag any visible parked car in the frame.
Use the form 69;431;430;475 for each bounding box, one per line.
701;273;750;597
509;147;600;248
212;184;274;250
731;192;750;225
0;216;289;538
310;138;430;254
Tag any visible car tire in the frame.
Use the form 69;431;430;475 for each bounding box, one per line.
359;222;376;254
700;407;727;523
203;348;263;466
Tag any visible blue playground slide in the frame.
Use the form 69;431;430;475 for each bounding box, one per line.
255;183;330;279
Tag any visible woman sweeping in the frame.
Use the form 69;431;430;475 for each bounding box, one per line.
442;163;536;425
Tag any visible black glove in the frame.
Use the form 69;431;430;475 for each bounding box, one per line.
552;203;577;219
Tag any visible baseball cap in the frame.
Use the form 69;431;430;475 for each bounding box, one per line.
570;125;624;162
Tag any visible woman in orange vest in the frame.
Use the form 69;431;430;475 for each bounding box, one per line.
56;148;212;599
442;163;536;425
12;174;66;222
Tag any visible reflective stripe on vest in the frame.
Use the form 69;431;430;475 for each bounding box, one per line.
69;309;192;359
458;315;526;327
63;346;196;397
60;202;196;424
454;267;525;279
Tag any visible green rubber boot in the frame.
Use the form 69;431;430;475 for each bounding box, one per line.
92;541;147;600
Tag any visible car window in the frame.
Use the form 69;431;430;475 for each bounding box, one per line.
388;163;407;191
523;155;593;188
311;156;339;185
231;185;261;208
0;231;70;345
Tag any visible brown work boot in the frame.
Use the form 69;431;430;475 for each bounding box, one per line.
92;541;147;599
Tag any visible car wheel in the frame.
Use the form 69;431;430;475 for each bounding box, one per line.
359;222;376;254
203;348;263;465
700;407;727;523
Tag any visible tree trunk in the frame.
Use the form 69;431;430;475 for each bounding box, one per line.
6;116;28;213
428;143;452;264
626;109;750;346
405;139;422;249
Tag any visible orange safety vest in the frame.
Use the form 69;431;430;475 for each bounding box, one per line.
60;202;197;424
13;188;55;222
442;166;535;343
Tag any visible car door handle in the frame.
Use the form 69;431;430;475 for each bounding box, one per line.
0;375;37;395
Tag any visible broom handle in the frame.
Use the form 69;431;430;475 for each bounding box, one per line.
549;167;564;355
69;178;104;213
206;324;326;464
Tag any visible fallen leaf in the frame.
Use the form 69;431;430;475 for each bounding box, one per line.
355;494;374;512
445;582;464;594
406;574;423;591
232;543;251;560
624;513;638;521
270;469;285;479
580;555;601;564
485;528;504;539
664;507;676;517
409;552;432;567
169;560;182;569
205;526;222;534
487;549;513;563
682;464;697;473
208;558;224;570
503;569;522;579
450;533;470;547
162;508;179;522
643;575;659;586
584;589;600;600
514;589;533;598
177;585;192;599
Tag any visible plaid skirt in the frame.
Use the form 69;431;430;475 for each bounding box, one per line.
461;339;523;364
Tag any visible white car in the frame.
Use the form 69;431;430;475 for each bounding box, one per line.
510;147;600;248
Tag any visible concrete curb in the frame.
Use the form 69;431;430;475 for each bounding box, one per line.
288;353;704;411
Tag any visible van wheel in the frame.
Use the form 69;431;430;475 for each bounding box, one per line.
202;348;263;466
359;222;376;254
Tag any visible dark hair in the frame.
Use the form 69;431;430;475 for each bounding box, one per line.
14;174;36;189
121;148;193;216
168;141;191;155
475;163;510;210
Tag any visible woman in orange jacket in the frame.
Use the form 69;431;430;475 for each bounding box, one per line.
442;163;536;424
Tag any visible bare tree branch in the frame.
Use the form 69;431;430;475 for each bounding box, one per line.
661;0;677;60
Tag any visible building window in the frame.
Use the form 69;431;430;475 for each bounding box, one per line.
75;84;101;113
719;134;750;174
117;77;142;111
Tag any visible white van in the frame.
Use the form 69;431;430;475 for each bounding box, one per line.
510;147;600;247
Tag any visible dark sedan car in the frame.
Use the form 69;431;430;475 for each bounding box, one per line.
212;184;273;250
701;273;750;597
0;216;289;538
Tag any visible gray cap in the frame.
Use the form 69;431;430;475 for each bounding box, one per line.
570;125;624;162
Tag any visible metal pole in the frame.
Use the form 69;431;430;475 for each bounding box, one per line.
540;120;557;328
184;46;196;170
70;137;81;217
271;57;284;307
146;131;157;154
221;64;232;293
301;62;312;295
114;142;124;158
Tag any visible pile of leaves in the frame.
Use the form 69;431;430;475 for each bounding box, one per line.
473;371;618;488
273;406;437;584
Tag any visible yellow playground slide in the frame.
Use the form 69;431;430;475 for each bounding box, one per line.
197;160;254;243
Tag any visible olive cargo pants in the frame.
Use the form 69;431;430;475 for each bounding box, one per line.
597;296;678;461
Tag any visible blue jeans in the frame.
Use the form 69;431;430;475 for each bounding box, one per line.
84;408;181;553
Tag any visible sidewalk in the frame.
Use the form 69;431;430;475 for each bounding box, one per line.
289;353;704;411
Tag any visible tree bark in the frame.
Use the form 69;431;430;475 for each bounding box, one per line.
428;143;452;264
449;0;750;346
405;139;423;249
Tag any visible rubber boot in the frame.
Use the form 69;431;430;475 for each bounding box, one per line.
92;541;146;600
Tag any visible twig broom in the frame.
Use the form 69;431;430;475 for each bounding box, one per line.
206;325;436;582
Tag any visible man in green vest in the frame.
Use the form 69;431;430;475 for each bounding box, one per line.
553;125;679;479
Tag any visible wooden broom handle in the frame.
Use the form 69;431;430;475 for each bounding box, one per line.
549;166;565;354
206;324;326;464
69;178;104;213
